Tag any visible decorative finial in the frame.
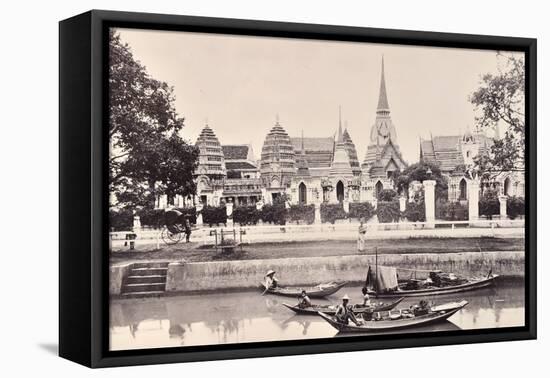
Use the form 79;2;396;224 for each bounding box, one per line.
377;55;390;111
337;106;343;142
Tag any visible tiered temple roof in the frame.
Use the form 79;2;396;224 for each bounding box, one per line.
260;120;296;186
295;132;311;177
420;134;492;173
342;128;361;176
195;124;226;178
362;57;407;177
329;124;354;178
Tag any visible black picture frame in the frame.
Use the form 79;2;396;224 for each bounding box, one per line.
59;9;537;368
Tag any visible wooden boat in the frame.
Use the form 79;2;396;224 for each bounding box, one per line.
260;281;347;298
364;258;498;298
282;297;404;315
317;300;468;333
367;275;498;298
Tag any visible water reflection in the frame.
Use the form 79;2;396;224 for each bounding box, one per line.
110;278;524;351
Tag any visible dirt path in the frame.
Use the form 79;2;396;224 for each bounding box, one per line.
110;237;524;265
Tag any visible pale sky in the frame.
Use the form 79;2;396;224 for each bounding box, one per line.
115;28;523;163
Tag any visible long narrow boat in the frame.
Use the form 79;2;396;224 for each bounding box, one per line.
260;281;347;298
367;275;498;298
282;297;404;315
317;300;468;333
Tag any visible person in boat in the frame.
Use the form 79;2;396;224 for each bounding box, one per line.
335;295;361;325
361;287;372;307
357;219;367;252
264;270;279;290
297;290;312;309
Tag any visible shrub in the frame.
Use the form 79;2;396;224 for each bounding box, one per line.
378;189;398;202
479;189;500;219
138;207;196;229
233;206;261;225
404;200;426;222
260;203;287;225
507;196;525;219
376;201;400;223
287;204;315;224
109;209;133;231
138;208;165;228
202;205;227;226
436;201;468;221
349;202;376;222
321;203;347;224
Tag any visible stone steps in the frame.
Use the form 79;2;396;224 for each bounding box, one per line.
126;275;167;284
120;262;170;297
130;267;168;276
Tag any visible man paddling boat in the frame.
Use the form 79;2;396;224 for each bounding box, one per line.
264;270;279;290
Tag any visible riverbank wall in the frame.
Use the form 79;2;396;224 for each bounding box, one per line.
109;251;524;295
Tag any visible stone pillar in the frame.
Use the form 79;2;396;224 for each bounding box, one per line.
132;215;141;231
226;200;234;227
196;203;203;227
467;179;480;222
343;199;350;213
314;202;321;224
423;180;436;227
399;196;407;212
499;195;508;219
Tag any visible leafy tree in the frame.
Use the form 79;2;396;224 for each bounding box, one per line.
470;54;525;178
109;30;198;208
395;161;448;200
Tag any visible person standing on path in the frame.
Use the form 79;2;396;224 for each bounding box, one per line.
357;219;367;252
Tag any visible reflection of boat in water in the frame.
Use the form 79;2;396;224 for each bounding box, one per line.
318;300;468;333
365;264;498;298
281;297;404;315
260;281;347;298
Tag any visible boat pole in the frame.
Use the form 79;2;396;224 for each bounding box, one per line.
375;246;378;294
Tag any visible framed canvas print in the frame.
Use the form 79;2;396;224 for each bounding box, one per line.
59;10;536;368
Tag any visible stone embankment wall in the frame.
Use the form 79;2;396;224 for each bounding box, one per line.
110;251;524;295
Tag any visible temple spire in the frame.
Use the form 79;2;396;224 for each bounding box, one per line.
337;106;343;142
377;56;390;111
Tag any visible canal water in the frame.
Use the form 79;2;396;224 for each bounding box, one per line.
110;278;524;351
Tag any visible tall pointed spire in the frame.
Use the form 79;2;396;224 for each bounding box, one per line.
377;56;390;111
337;106;343;142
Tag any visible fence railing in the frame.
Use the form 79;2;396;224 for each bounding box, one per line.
109;218;525;250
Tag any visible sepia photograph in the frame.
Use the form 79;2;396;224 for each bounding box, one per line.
107;27;526;351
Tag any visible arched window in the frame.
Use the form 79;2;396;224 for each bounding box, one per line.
375;181;383;200
504;177;511;196
336;181;345;203
299;182;307;204
459;178;467;200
